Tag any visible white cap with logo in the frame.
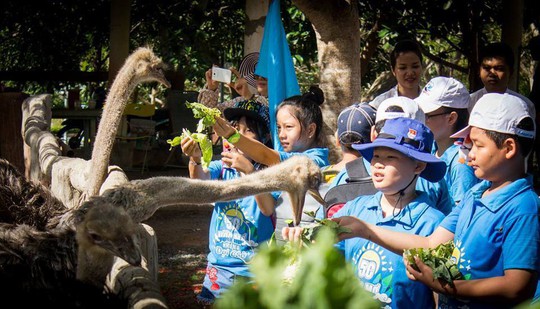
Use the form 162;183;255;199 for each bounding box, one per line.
450;93;535;139
415;76;470;114
375;96;426;123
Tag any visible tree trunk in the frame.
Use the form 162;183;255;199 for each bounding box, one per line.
501;0;524;91
244;0;269;54
292;0;360;163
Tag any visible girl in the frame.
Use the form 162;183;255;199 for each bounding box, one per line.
180;98;276;305
213;86;330;240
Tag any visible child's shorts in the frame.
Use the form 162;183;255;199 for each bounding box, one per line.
196;263;248;305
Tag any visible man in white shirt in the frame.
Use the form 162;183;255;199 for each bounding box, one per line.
469;42;535;118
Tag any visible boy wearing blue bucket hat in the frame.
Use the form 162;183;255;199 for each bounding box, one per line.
284;116;447;308
332;93;540;308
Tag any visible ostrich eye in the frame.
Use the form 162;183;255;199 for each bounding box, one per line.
89;232;102;243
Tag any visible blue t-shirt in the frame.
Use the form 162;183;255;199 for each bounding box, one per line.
206;160;278;277
278;147;330;167
439;144;479;204
332;158;454;215
438;176;540;308
334;191;445;308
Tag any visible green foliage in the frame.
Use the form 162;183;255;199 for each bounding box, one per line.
403;240;463;287
214;228;380;309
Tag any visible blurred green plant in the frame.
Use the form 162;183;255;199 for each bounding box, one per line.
214;227;379;309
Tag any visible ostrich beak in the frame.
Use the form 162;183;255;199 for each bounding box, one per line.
288;188;324;226
308;188;325;206
102;235;143;267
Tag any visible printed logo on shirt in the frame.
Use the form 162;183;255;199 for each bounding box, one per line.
353;243;393;306
451;240;472;279
214;202;258;263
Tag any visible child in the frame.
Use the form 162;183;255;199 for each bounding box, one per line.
212;85;329;168
416;76;479;204
373;96;454;215
370;39;424;109
323;102;376;184
284;117;447;308
213;86;330;240
180;98;277;305
332;93;540;308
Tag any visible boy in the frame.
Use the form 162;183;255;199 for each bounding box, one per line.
373;96;455;215
284;117;447;308
333;93;540;308
416;76;479;204
323;102;376;185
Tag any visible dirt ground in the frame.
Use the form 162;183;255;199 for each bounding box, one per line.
128;165;212;309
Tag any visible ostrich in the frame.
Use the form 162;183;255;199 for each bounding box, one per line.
0;155;322;305
0;159;142;307
88;154;324;226
86;46;171;199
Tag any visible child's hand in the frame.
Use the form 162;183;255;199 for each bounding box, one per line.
282;226;304;243
403;254;417;281
213;117;237;139
406;256;452;294
180;135;202;158
221;148;254;174
331;216;363;240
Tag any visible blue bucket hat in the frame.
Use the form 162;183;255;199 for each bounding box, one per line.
352;117;446;182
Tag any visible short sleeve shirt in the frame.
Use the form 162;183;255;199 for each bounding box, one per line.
333;191;445;308
439;176;540;308
439;144;479;203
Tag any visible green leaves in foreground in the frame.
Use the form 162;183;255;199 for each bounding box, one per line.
214;228;379;309
403;240;463;287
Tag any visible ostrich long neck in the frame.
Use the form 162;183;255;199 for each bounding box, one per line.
86;62;139;198
101;157;316;223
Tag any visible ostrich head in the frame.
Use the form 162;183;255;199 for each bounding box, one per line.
74;198;142;267
286;156;324;226
129;47;171;88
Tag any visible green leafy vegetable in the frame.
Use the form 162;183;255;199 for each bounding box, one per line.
403;240;463;287
185;102;221;132
214;228;379;309
300;211;352;244
167;129;212;170
166;102;221;170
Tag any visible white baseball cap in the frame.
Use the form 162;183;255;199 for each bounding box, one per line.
375;96;425;123
451;93;535;139
415;76;470;114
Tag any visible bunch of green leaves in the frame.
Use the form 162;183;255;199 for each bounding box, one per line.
166;102;221;170
185;102;221;132
403;240;463;287
285;211;352;246
214;228;379;309
166;129;213;171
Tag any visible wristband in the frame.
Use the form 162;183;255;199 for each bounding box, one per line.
226;131;241;144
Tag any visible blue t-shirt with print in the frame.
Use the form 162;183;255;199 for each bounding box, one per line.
438;176;540;308
329;157;454;215
206;160;278;276
439;144;479;204
334;191;445;309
